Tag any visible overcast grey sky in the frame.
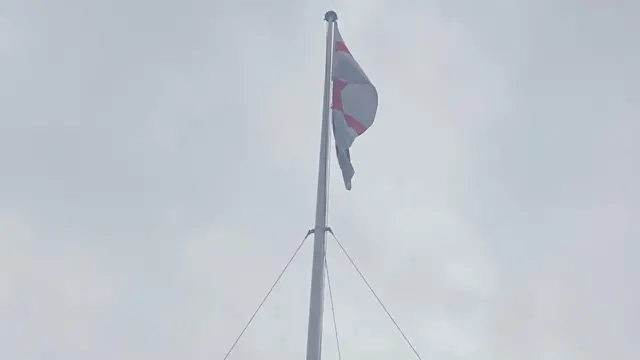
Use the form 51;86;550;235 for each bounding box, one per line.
1;0;639;359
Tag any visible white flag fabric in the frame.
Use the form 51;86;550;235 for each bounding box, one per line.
331;24;378;190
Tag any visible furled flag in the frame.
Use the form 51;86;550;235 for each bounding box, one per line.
331;24;378;190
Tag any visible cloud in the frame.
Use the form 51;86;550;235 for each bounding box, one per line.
0;213;123;358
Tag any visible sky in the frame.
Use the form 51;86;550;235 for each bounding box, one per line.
1;0;639;359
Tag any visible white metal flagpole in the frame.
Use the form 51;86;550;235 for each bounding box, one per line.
305;10;337;360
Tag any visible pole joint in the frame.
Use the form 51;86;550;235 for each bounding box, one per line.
306;226;332;237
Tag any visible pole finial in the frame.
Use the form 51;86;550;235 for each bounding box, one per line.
324;11;338;22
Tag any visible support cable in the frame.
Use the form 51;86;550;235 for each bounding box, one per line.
327;229;424;360
325;252;342;360
221;232;312;360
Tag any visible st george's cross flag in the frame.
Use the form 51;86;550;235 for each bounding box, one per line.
331;24;378;190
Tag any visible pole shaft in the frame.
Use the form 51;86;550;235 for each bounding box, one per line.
305;11;337;360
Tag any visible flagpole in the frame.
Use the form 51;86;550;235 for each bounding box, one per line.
306;10;337;360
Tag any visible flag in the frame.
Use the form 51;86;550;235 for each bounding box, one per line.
331;24;378;190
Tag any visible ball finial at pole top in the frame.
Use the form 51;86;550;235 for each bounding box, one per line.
324;11;338;22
